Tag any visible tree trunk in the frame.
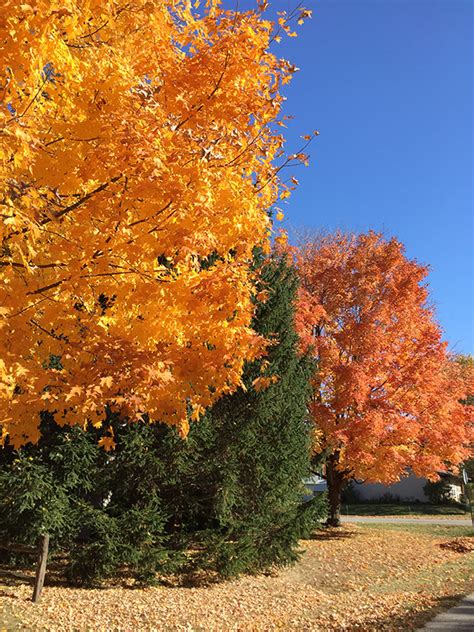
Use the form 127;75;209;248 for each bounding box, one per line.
325;455;346;527
32;533;49;603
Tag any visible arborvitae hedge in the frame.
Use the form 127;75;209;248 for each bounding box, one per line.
0;254;325;584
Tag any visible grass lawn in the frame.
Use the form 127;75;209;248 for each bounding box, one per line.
342;503;470;518
361;522;473;537
1;523;473;631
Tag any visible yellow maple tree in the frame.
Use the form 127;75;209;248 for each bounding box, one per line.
0;1;310;447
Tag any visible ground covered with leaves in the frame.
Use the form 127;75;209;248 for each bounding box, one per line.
1;524;473;631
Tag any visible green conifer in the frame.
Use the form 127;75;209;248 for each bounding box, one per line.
175;253;326;577
0;254;325;584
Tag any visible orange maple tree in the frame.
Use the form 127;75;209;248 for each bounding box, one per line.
0;1;311;447
292;232;472;525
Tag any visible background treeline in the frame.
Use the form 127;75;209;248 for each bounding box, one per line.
0;254;325;585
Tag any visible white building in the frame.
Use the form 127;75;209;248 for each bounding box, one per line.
303;474;327;500
303;471;463;503
352;471;463;503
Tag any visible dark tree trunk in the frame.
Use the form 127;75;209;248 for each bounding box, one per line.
325;455;346;527
32;533;49;603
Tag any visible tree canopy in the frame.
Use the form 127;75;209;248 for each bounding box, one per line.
291;232;472;523
0;1;310;446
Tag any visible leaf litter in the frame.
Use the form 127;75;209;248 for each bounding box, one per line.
1;525;472;631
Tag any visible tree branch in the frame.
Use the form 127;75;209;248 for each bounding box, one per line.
174;49;230;132
127;200;172;228
26;279;66;296
41;175;122;225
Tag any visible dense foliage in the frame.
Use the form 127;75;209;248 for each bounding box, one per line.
291;232;473;525
457;355;474;483
0;1;312;447
0;255;324;584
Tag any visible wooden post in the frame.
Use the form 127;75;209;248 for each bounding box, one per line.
32;534;49;603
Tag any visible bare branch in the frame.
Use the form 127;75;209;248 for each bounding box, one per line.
30;319;65;342
7;75;48;124
127;200;172;228
0;260;65;270
26;280;66;296
40;175;122;225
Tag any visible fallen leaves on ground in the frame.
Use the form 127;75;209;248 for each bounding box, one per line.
1;525;473;631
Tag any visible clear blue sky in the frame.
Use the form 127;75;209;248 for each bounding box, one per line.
226;0;473;354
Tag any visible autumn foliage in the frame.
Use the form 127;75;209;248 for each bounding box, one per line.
292;232;472;521
0;1;310;446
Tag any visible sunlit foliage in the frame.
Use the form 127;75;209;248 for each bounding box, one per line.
0;1;310;446
292;232;472;486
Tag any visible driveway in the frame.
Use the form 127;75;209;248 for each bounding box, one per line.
419;593;474;631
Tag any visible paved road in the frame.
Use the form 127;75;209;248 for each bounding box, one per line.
419;593;474;631
341;516;472;526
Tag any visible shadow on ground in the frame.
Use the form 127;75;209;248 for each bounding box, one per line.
308;526;357;541
0;562;224;591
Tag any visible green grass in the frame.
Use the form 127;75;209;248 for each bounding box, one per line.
342;503;470;517
359;522;474;538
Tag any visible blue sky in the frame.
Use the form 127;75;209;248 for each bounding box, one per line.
226;0;473;354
